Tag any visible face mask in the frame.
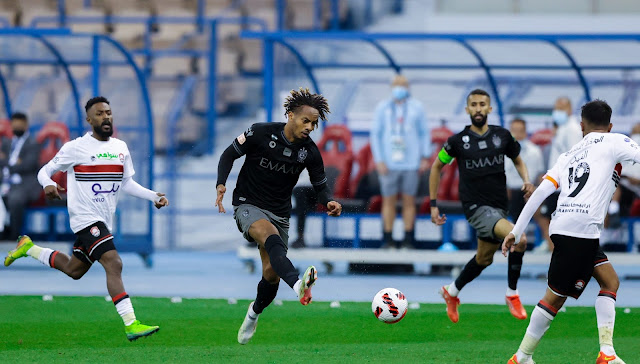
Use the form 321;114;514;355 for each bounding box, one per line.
552;110;568;126
12;129;25;137
391;86;409;101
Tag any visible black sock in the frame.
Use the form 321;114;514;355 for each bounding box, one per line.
383;231;393;245
253;277;279;314
508;251;524;291
264;234;298;288
454;255;488;291
403;230;415;246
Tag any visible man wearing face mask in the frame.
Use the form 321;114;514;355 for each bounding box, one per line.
370;74;431;249
0;112;42;240
537;97;584;253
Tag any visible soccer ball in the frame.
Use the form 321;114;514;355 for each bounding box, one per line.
371;288;408;324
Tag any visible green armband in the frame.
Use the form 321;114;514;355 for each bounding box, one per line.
437;148;454;164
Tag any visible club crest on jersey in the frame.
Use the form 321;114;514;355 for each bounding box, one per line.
492;134;501;147
462;135;470;143
90;226;100;237
246;126;254;137
119;153;125;163
297;147;308;163
574;280;585;290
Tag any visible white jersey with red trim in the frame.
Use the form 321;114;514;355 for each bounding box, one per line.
44;133;135;233
544;132;640;238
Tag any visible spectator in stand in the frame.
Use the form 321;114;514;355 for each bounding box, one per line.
537;97;583;253
370;74;430;249
504;118;549;246
0;112;42;240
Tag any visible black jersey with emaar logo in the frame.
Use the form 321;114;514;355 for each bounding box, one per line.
231;122;327;217
442;125;520;216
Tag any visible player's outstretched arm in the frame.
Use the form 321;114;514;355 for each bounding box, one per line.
512;155;534;199
121;177;168;208
215;142;244;214
429;157;446;225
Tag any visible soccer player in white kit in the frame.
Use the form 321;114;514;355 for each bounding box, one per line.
4;97;169;341
503;100;628;364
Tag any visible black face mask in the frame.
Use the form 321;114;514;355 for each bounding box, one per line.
12;129;25;137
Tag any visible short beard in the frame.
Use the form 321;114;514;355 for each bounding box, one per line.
470;114;487;128
93;125;113;138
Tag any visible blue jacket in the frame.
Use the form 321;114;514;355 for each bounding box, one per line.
370;98;430;170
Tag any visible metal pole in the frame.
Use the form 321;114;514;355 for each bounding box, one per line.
276;0;285;30
263;39;274;122
330;0;339;30
91;35;100;95
0;68;12;118
207;20;217;152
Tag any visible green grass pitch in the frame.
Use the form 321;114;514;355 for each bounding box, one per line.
1;296;638;363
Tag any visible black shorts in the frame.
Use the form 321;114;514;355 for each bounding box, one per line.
540;192;559;219
73;221;116;265
548;234;608;299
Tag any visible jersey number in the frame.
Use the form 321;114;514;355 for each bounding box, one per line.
568;162;590;197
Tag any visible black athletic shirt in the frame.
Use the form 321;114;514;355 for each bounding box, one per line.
228;122;327;217
438;125;521;217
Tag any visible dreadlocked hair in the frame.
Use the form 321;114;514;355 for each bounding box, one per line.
283;87;330;121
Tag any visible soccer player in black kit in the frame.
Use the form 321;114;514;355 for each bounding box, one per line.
215;88;342;345
429;89;535;323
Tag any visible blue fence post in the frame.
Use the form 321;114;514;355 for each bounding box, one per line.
264;38;274;122
276;0;286;30
196;0;205;33
91;35;100;95
207;19;217;152
330;0;339;30
57;0;66;27
0;68;11;118
313;0;322;30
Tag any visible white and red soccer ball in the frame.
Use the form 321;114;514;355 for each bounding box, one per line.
371;288;408;324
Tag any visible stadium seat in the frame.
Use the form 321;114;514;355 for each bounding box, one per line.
34;121;71;204
350;143;376;199
530;128;554;147
0;119;13;140
317;124;353;199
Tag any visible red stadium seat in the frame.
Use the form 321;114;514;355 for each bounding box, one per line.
350;143;376;199
0;119;13;140
530;128;554;147
33;122;71;204
317;125;354;198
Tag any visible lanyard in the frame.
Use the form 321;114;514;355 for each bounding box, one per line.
390;102;408;136
9;135;27;166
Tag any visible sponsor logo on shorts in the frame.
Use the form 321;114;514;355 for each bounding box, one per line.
90;226;100;237
574;280;585;290
242;209;249;218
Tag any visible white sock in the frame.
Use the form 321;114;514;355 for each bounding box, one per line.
292;280;302;295
248;302;258;320
596;295;617;356
447;282;460;297
516;304;555;360
113;293;136;326
507;288;519;297
28;246;55;268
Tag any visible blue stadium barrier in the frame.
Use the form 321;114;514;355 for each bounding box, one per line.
0;28;155;265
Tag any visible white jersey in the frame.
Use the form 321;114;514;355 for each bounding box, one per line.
43;133;135;233
544;132;640;239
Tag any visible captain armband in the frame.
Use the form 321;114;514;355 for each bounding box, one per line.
437;148;454;164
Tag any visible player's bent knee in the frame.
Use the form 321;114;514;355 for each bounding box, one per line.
70;270;85;280
263;266;280;284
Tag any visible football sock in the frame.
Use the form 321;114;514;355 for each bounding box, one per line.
596;291;617;356
508;251;524;290
247;302;258;320
264;234;298;288
112;292;136;326
516;302;556;361
506;288;519;297
27;246;58;268
454;255;487;291
383;231;393;246
252;277;279;314
293;280;302;295
403;230;415;247
446;282;460;297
